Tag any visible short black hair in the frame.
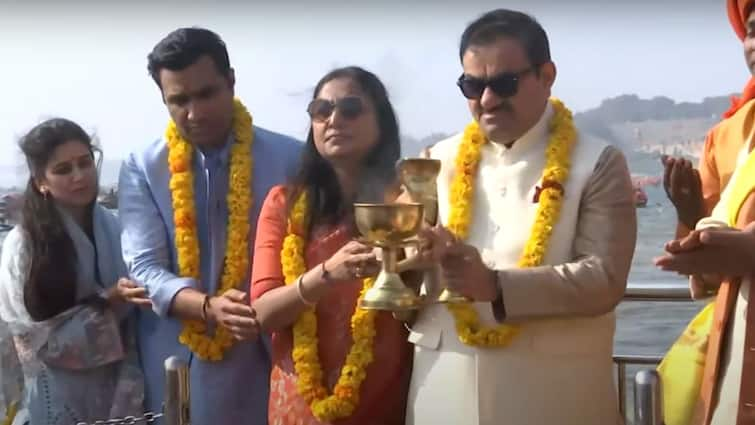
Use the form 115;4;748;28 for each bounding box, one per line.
147;27;231;88
459;9;551;67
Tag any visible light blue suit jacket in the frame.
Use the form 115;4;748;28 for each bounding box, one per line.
118;126;301;425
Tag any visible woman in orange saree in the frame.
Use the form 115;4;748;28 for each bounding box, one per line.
250;66;413;425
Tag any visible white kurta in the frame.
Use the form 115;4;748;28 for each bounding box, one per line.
407;104;623;425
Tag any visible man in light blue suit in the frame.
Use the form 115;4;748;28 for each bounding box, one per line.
118;27;301;424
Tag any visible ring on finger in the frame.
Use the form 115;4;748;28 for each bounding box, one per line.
354;265;364;278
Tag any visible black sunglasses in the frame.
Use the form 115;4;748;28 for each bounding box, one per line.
456;66;538;100
307;96;365;122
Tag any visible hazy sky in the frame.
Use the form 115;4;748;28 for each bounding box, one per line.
0;0;748;184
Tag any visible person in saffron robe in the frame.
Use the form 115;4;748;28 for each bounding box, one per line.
655;3;755;423
662;0;755;242
657;128;755;424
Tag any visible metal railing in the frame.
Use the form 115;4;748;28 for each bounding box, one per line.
614;354;664;417
634;370;664;425
615;282;689;424
163;357;191;425
623;282;692;302
74;356;190;425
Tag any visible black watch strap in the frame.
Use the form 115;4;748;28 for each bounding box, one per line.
491;271;507;322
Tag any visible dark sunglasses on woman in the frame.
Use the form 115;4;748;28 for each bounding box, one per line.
456;65;539;100
307;96;365;122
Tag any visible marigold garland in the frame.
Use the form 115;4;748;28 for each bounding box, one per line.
167;98;254;361
281;191;378;421
445;97;577;348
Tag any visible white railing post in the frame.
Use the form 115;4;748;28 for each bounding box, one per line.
163;356;190;425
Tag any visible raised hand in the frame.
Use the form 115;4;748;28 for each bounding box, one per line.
662;155;705;229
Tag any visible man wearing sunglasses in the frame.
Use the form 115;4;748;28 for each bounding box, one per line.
406;9;636;425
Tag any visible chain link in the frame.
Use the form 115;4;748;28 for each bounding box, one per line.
74;411;163;425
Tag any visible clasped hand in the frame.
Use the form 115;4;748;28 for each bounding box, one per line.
207;289;260;341
654;222;755;280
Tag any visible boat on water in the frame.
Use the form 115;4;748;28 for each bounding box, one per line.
633;184;648;208
631;174;659;208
